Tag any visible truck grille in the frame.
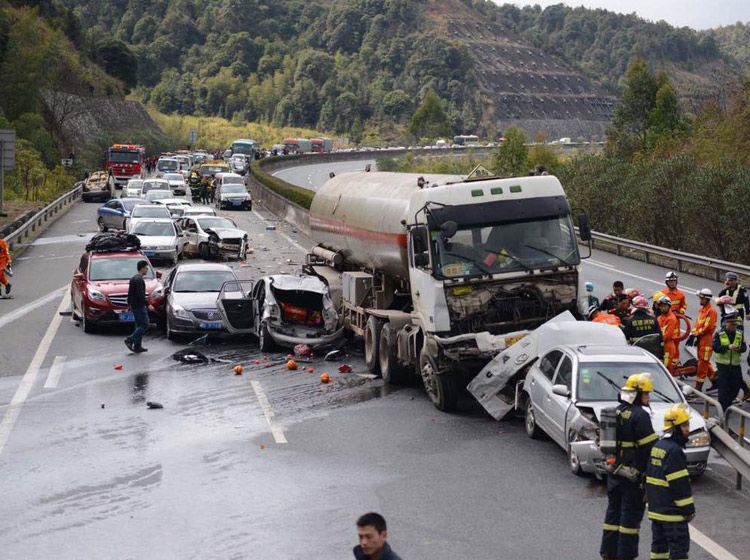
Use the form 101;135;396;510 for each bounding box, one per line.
191;308;221;320
108;293;128;307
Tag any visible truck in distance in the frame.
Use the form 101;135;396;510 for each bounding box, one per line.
106;144;145;188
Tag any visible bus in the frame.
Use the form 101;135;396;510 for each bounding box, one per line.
228;139;258;159
452;134;480;146
106;144;146;188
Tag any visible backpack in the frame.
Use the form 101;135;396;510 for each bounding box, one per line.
86;232;141;252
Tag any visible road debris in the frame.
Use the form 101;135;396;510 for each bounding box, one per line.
286;360;298;370
324;349;344;361
172;349;209;364
320;372;332;384
234;365;244;375
146;401;163;409
338;364;352;373
294;344;313;357
114;364;123;371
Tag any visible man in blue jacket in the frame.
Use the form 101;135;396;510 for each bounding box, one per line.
353;512;401;560
645;403;695;559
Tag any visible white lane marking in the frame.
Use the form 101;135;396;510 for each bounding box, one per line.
690;524;739;560
588;258;616;270
43;355;67;389
250;380;287;444
585;260;699;294
0;291;69;456
0;285;67;331
251;209;308;255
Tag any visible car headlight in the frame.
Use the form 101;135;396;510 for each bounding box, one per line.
87;286;106;301
150;286;164;299
172;304;191;319
687;430;710;447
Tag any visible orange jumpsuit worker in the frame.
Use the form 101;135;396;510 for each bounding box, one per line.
587;304;622;327
0;238;11;297
663;271;687;316
687;288;717;391
657;295;681;374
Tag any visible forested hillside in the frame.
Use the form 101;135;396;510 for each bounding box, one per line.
711;22;750;69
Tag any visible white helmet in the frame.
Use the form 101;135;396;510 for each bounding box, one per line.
665;271;678;282
697;288;712;298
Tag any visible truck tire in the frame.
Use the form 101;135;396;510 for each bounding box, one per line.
419;349;458;412
379;322;409;385
364;315;383;375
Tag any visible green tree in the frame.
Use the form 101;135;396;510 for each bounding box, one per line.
408;90;451;141
382;89;412;119
94;38;138;90
492;127;528;177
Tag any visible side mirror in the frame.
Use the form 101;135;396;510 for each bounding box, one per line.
578;213;592;242
552;384;571;398
415;252;430;268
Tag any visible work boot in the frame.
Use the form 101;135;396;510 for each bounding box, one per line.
134;346;148;353
5;282;11;295
694;380;704;392
124;339;134;352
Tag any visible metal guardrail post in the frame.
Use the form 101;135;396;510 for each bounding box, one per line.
724;405;750;490
679;381;724;426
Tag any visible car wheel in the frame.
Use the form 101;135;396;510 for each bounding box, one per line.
199;242;210;260
379;322;409;385
525;397;543;440
97;217;107;232
419;348;458;412
364;315;383;375
177;247;184;261
259;320;274;352
81;305;96;334
166;316;177;341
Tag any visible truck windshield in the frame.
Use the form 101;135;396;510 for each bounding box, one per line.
109;151;140;164
431;215;579;278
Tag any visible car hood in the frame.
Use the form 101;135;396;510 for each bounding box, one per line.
577;400;706;433
89;278;162;294
205;227;245;239
136;235;176;245
172;292;222;309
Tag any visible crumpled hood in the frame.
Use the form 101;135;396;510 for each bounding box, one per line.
581;401;706;434
205;227;245;239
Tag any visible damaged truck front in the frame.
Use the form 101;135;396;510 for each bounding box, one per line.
305;171;593;411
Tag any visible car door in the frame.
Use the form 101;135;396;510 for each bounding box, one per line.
528;349;563;434
108;200;126;229
182;218;199;255
71;254;89;313
216;280;255;333
546;354;575;449
100;200;118;228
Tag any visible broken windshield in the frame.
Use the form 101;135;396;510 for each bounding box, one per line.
431;215;579;279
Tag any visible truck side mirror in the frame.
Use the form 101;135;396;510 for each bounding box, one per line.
578;213;592;242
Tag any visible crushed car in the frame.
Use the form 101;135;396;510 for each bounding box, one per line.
176;216;248;260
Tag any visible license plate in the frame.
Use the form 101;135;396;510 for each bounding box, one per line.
232;201;242;206
119;312;134;321
199;321;224;330
144;251;156;257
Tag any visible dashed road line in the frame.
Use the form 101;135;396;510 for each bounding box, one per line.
690;524;739;560
250;379;287;444
0;285;68;331
43;355;67;389
0;291;69;456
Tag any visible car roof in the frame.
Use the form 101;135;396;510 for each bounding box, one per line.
217;172;243;178
118;197;142;203
133;204;167;209
174;263;233;273
566;345;655;362
89;251;144;259
132;218;174;223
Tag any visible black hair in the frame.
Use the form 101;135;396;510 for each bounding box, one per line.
357;512;387;533
137;260;149;271
613;281;624;289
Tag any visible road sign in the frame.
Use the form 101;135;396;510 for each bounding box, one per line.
61;159;74;167
0;129;16;171
466;164;493;179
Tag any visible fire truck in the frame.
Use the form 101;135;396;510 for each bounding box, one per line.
105;144;146;188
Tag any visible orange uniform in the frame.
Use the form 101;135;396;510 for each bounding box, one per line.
0;239;10;287
663;287;686;315
658;310;681;373
593;312;622;327
691;303;717;382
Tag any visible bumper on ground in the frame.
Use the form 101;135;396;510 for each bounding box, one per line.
268;326;345;348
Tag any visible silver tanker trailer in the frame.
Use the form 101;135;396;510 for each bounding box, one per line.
305;171;593;411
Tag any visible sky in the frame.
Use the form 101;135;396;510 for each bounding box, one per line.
500;1;750;30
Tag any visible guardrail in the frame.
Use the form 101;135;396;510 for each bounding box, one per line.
3;182;84;254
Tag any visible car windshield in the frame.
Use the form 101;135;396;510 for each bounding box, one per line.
126;180;143;189
431;215;580;279
147;191;171;200
120;200;139;211
174;270;237;292
133;222;175;236
165;174;183;181
158;160;178;171
198;218;235;229
109;151;140;164
222;183;245;191
201;166;227;177
132;206;169;218
142;181;168;192
576;361;681;403
89;258;155;281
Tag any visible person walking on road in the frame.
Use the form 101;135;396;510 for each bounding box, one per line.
657;296;681;374
124;260;151;353
353;512;401;560
0;238;12;297
645;403;695;560
600;373;657;560
686;289;717;392
713;311;746;411
663;272;687;316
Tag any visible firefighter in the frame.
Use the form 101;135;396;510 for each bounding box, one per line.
199;178;210;205
713;310;747;411
645;403;695;560
600;373;657;560
0;238;12;297
652;290;666;318
585;281;600;308
686;289;717;392
717;271;750;323
663;272;687;316
189;171;202;202
623;295;661;344
588;305;622;327
657;296;681;374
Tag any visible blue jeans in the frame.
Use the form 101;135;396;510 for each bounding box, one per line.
128;306;150;348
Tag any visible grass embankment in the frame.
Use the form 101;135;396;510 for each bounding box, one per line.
249;157;315;209
376;151;494;174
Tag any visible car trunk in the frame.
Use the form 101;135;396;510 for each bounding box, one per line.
271;286;325;328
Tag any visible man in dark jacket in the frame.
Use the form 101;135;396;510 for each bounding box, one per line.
354;512;401;560
718;271;750;323
645;404;695;560
713;311;747;411
600;373;657;560
125;260;150;353
623;296;663;358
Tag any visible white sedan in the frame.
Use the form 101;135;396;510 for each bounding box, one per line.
163;172;189;196
177;215;248;260
130;218;186;266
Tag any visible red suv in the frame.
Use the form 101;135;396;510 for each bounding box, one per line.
70;250;165;333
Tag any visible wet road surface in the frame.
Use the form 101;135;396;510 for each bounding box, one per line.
0;188;748;559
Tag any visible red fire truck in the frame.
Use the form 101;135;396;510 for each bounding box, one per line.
105;144;146;188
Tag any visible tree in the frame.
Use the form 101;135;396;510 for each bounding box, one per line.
408;90;451;141
382;89;412;119
493;127;528;177
94;38;138;90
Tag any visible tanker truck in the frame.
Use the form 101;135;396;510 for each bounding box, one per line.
304;171;594;411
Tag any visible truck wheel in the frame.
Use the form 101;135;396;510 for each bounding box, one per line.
379;322;409;385
364;315;383;375
524;397;543;440
419;349;458;412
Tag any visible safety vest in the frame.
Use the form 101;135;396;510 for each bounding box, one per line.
715;330;743;366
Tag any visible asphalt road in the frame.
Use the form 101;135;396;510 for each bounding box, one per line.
273;159;377;191
0;179;748;558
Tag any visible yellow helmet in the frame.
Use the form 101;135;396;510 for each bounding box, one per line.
624;372;654;393
663;403;690;430
652;291;665;303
